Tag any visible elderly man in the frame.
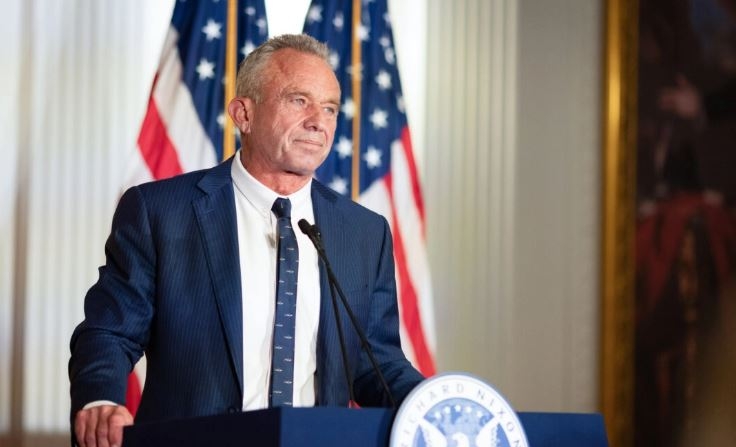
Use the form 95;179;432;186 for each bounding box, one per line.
69;34;423;447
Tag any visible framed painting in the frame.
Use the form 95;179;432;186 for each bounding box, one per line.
603;0;736;446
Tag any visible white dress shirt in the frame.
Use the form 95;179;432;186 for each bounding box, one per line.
231;153;321;410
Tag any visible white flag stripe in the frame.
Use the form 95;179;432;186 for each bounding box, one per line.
359;180;393;225
398;317;418;369
389;139;436;350
124;147;155;190
360;178;428;368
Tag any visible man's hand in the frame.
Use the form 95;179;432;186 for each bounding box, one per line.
74;405;133;447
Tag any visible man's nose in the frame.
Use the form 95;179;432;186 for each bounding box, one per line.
303;105;330;132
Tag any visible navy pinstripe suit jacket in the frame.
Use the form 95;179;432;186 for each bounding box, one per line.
69;158;423;424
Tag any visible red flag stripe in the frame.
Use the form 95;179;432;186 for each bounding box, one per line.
125;371;142;417
399;128;426;238
137;93;184;180
385;173;436;376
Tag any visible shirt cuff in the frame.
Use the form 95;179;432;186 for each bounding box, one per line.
82;400;120;410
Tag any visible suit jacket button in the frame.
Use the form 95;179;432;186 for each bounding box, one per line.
228;406;240;414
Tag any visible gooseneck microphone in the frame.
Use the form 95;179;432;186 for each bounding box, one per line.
297;219;397;408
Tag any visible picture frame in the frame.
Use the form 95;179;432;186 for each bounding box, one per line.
603;1;736;445
600;0;638;446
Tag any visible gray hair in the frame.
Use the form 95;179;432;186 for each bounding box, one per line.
235;34;331;102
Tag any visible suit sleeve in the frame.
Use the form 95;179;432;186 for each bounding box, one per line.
353;216;425;407
69;186;155;418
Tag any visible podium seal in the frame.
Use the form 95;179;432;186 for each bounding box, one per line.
390;372;529;447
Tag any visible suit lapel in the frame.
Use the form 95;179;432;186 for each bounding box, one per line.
311;181;349;405
192;159;244;398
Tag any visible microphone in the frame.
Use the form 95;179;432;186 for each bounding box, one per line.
298;219;325;256
298;219;397;408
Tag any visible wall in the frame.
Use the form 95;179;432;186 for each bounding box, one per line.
425;0;602;412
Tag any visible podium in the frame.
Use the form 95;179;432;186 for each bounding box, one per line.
123;407;608;446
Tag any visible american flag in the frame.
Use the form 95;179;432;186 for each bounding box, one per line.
126;0;268;185
302;0;436;376
124;0;435;414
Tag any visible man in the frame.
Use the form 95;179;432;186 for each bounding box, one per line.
69;34;424;447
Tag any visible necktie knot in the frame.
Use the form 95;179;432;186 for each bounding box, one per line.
272;197;292;219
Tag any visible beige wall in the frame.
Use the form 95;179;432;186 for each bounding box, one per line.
425;0;602;412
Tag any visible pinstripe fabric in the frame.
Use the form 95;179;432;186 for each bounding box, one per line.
69;158;423;424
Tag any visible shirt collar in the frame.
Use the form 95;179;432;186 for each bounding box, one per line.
231;150;312;217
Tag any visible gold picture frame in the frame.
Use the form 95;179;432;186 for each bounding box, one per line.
601;0;638;446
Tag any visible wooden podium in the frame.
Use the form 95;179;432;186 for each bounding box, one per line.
123;407;608;446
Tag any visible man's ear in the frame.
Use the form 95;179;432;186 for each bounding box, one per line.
227;97;254;134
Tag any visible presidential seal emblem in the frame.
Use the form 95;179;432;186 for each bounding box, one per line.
390;373;529;447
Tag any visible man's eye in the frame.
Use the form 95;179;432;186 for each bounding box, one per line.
291;97;307;106
324;107;337;116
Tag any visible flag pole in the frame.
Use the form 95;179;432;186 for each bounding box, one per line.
223;0;238;161
350;0;362;201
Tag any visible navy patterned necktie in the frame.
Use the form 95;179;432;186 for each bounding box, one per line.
270;197;298;407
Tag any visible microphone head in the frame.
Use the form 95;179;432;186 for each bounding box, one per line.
298;219;324;253
298;219;312;236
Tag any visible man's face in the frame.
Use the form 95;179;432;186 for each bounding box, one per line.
244;49;340;178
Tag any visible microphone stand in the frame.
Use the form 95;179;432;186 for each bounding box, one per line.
298;219;396;408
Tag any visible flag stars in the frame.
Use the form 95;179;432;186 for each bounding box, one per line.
383;12;392;25
217;113;225;129
369;108;388;129
329;51;340;70
375;70;392;90
329;176;349;195
357;24;370;41
307;5;323;23
333;13;344;30
363;146;382;169
335;136;353;158
384;47;396;65
256;17;267;34
397;95;406;113
346;63;363;81
196;58;216;80
201;19;222;41
241;40;255;57
379;36;391;48
341;98;356;120
245;6;255;16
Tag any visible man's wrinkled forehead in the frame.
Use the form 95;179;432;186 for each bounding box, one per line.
265;50;341;97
